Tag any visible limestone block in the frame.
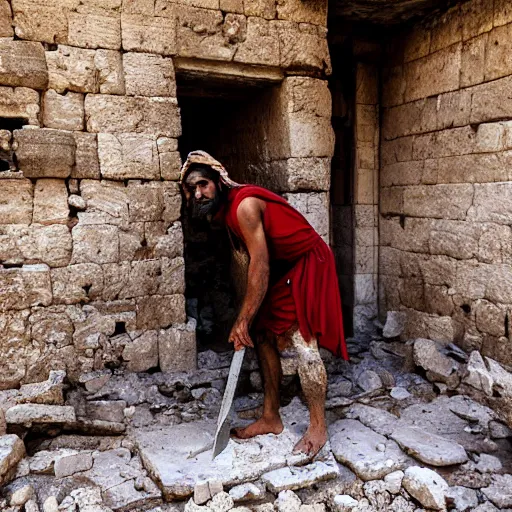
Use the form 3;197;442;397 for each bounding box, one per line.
495;0;512;26
101;262;129;300
288;115;334;158
11;0;79;44
159;257;185;295
159;141;182;181
461;0;493;41
404;43;461;102
14;128;75;179
119;259;160;298
461;33;487;87
470;75;512;125
285;77;331;118
234;17;279;67
154;221;184;259
136;294;186;329
430;5;462;52
282;157;330;191
244;0;275;19
124;53;175;97
85;95;181;137
402;466;448;510
97;133;159;180
468;183;512;224
121;13;176;55
0;0;13;37
475;300;506;337
118;224;145;261
176;7;236;61
51;263;103;304
381;65;405;108
0;40;48;90
0;179;33;224
403;25;431;63
0;309;30;384
277;22;331;74
283;192;329;240
126;181;164;221
403;184;473;220
80;179;129;225
0;435;26;486
162;182;181;223
381;98;436;141
122;331;158;371
33;179;69;225
46;45;96;93
0;87;39;125
220;0;244;13
276;0;326;25
73;132;101;179
30;305;74;348
485;23;512;81
71;224;119;264
0;264;52;312
42;90;84;131
159;322;197;371
68;11;121;50
124;0;156;14
95;49;125;95
6;404;76;424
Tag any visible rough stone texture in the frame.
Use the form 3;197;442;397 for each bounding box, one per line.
17;370;66;405
124;53;176;97
0;41;48;90
42;90;84;131
402;467;448;510
482;474;512;508
0;179;33;224
0;87;40;125
5;404;76;424
54;451;93;478
122;331;159;372
0;435;26;486
121;13;177;55
33;179;69;225
159;322;197;372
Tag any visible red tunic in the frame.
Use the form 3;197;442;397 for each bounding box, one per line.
224;185;348;360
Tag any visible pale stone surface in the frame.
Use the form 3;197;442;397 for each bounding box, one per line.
346;404;400;436
391;426;467;466
463;350;493;396
159;322;197;372
33;179;69;225
0;435;26;486
0;0;13;37
329;419;408;481
413;338;457;384
383;311;406;338
6;404;76;424
356;370;382;392
50;263;104;304
0;86;40;125
73;132;101;179
262;456;339;492
122;331;159;372
18;370;66;405
121;13;176;55
71;224;119;264
68;11;121;50
229;483;263;502
124;52;176;97
445;486;478;511
234;17;279;67
54;451;93;478
0;179;33;224
402;467;448;510
482;474;512;508
0;40;48;89
42;90;84;131
10;484;34;506
14;128;75;179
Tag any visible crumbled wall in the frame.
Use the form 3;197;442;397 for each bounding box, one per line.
0;0;333;387
380;0;512;365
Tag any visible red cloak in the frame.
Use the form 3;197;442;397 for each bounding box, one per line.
224;185;348;360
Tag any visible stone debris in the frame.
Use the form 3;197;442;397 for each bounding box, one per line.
208;492;235;512
413;338;459;387
194;480;212;505
275;490;302;512
5;404;76;425
402;466;448;510
0;435;26;486
54;451;93;478
482;474;512;509
229;483;263;502
391;426;468;466
445;485;479;511
261;455;340;492
43;496;59;512
356;370;382;392
17;370;66;405
9;484;34;506
333;495;359;511
382;311;406;338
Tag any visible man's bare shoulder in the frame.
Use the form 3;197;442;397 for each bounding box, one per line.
237;196;266;222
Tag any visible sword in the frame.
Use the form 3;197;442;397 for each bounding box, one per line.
212;347;246;459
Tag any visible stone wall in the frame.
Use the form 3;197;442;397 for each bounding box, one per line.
0;0;333;387
380;0;512;365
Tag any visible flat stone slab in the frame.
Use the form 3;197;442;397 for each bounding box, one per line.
5;404;76;424
482;474;512;509
0;434;26;485
261;454;339;492
134;422;332;500
391;426;468;466
328;419;409;481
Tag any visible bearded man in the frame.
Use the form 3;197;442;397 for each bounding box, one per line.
180;150;348;457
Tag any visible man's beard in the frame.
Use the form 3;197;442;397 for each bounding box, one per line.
190;192;222;220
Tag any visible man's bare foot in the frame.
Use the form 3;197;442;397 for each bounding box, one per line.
292;426;327;457
232;416;284;439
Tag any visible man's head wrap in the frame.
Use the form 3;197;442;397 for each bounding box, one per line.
179;150;241;189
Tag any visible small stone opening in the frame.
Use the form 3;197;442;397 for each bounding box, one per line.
176;73;289;352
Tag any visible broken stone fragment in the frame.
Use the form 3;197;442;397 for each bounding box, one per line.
356;370;382;392
68;195;87;211
445;485;478;511
0;434;26;486
402;466;448;510
229;483;263;502
275;490;301;512
10;484;34;507
0;409;5;436
413;338;458;386
208;491;234;512
5;404;76;425
382;311;406;338
54;451;93;479
482;474;512;508
79;370;112;393
209;479;224;498
0;40;48;89
332;495;358;511
391;426;468;466
17;370;66;405
42;496;59;512
194;480;211;505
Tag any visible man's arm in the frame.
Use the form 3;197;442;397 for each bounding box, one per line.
228;197;269;350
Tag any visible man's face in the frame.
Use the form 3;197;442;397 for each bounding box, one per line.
185;170;221;220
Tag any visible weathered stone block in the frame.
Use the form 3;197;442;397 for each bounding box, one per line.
288;115;334;158
0;40;48;90
277;21;331;74
220;0;243;13
121;13;176;55
72;132;101;179
0;179;33;224
0;264;52;312
95;49;125;94
494;0;512;27
119;259;160;298
244;0;275;18
85;95;181;137
381;65;405;108
461;0;493;41
283;157;330;191
0;309;30;388
234;17;279;66
403;25;431;62
475;300;506;337
162;182;181;223
159;322;196;372
68;11;122;50
485;23;512;81
14;129;75;179
42;90;84;131
51;263;103;304
159;142;182;181
126;182;164;221
124;0;155;14
0;87;40;125
436;89;472;130
80;180;129;225
276;0;326;25
382;98;437;141
11;0;78;44
71;224;119;264
124;53;175;97
468;183;512;224
159;257;185;295
381;161;423;187
136;294;186;329
123;331;159;371
470;75;512;124
403;184;474;220
176;6;236;61
430;5;461;52
404;43;461;102
380;187;403;215
33;179;69;225
0;435;26;486
0;0;13;37
30;306;74;348
97;133;159;180
461;33;487;87
154;221;184;259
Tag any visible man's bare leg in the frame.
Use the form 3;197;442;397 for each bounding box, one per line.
233;332;284;438
291;331;328;457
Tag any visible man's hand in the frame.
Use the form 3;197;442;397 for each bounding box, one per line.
229;316;254;351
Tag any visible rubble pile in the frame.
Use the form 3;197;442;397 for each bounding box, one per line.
1;319;511;511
